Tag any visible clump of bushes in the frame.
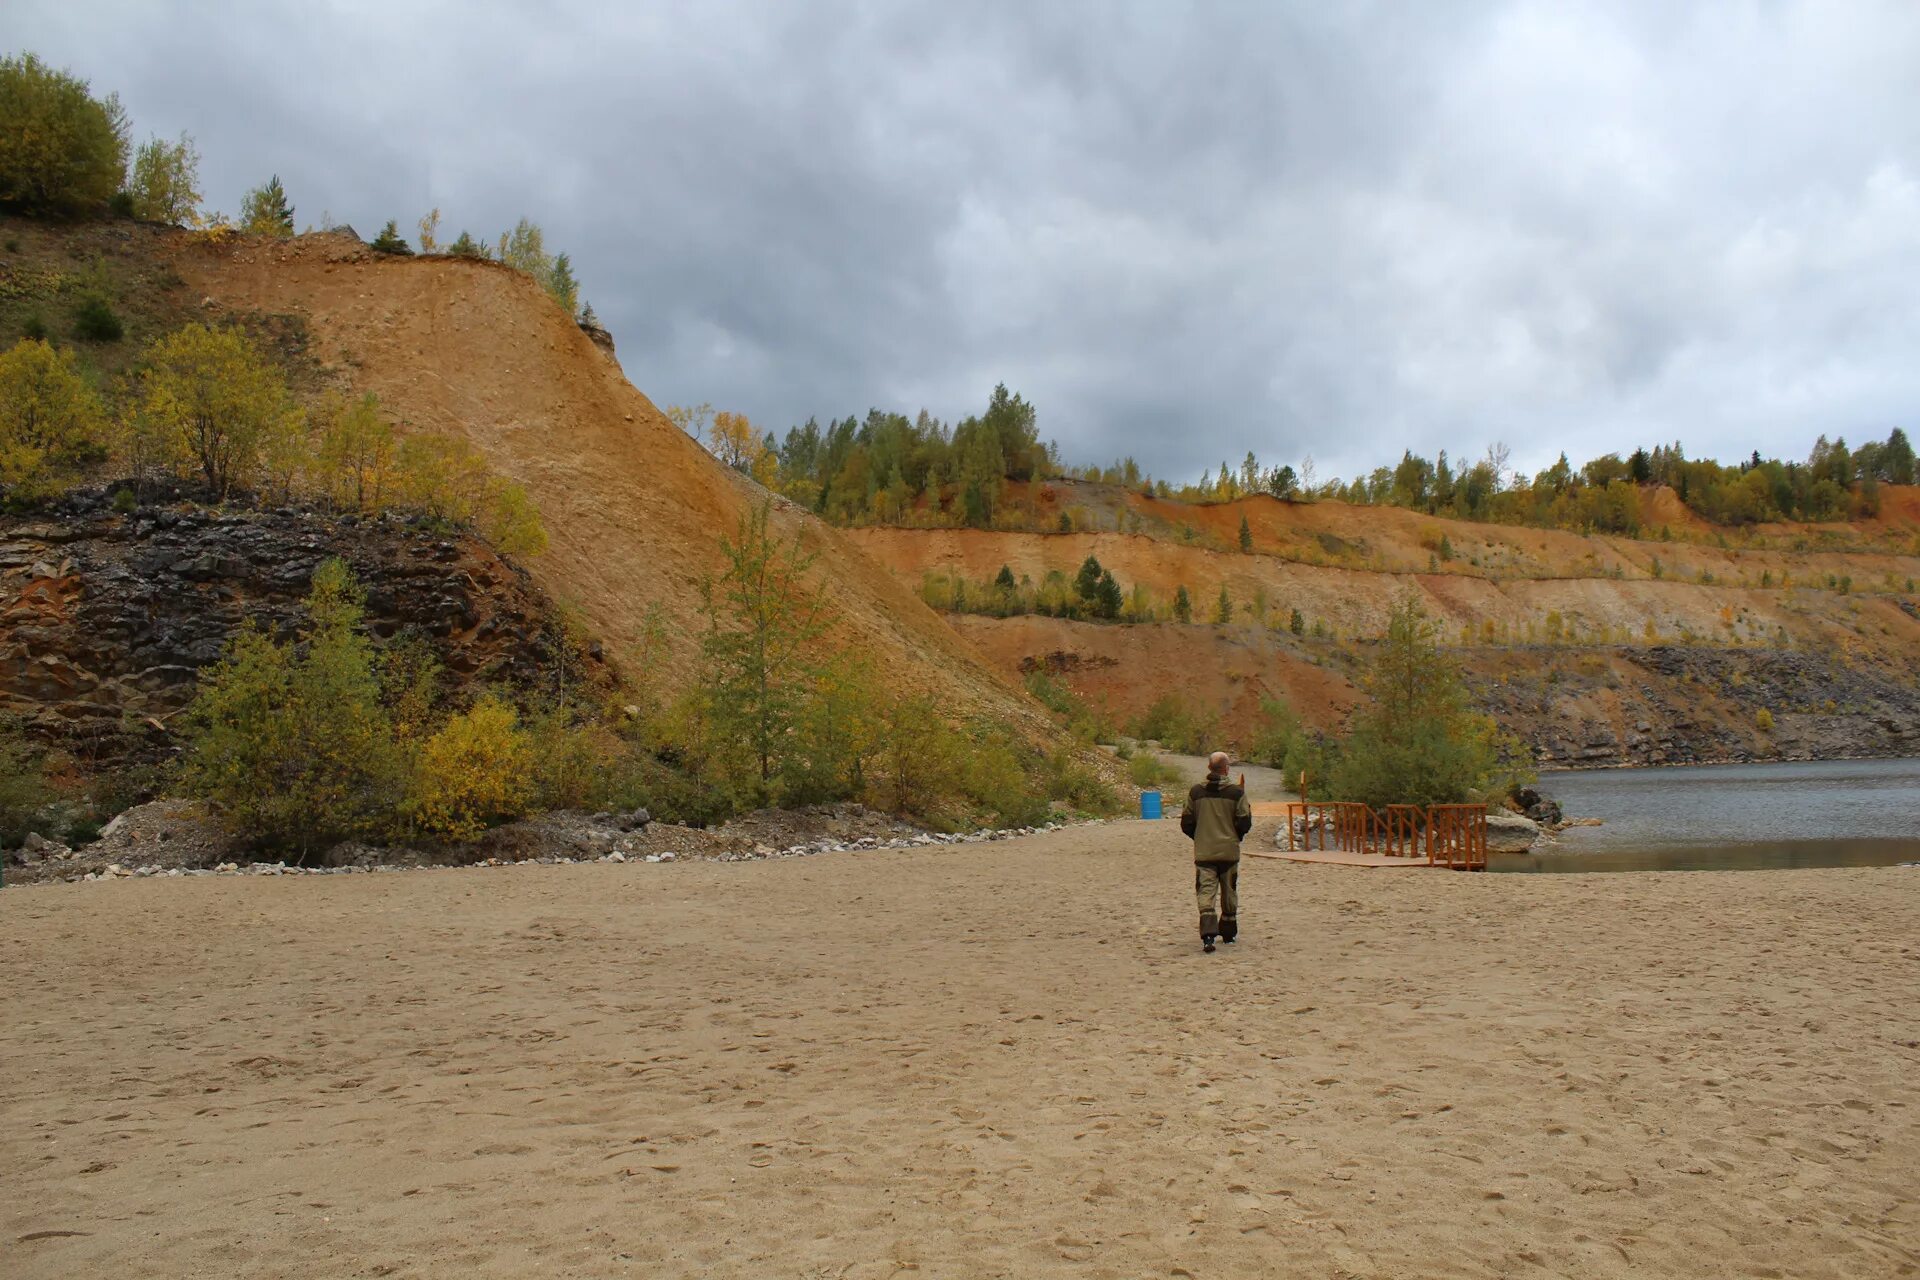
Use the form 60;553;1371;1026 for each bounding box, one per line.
181;512;1121;856
1131;693;1219;756
0;717;55;849
71;295;122;342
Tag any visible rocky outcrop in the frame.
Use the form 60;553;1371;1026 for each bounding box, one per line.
0;486;605;762
1466;645;1920;769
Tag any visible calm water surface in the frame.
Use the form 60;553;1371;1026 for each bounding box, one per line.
1492;758;1920;874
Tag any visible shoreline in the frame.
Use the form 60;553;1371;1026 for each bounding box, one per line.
1536;748;1920;774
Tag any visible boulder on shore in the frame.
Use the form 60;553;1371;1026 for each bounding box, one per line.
1485;810;1543;854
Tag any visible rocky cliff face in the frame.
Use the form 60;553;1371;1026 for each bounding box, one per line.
1466;645;1920;769
0;486;602;762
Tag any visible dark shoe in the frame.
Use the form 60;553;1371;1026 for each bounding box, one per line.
1220;919;1238;944
1202;935;1217;954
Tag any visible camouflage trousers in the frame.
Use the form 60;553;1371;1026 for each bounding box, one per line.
1195;861;1239;940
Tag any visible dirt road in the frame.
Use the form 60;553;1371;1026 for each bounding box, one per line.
4;820;1915;1278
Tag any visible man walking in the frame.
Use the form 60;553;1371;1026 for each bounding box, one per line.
1180;752;1252;953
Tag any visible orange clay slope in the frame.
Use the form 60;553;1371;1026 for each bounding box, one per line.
178;232;1045;733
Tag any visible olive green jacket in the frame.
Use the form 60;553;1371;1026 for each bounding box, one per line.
1180;776;1252;862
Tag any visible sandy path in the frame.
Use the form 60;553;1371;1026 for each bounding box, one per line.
3;823;1916;1278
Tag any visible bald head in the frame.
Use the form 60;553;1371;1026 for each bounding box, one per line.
1207;752;1230;777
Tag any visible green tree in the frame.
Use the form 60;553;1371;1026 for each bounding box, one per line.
314;392;396;510
1073;554;1105;604
1212;583;1232;624
0;338;109;496
994;564;1017;592
547;251;580;317
447;230;490;259
1238;513;1252;552
0;53;129;216
181;560;403;855
1881;427;1915;486
1173;584;1192;623
133;324;302;497
128;132;201;224
700;501;832;798
784;650;883;804
1247;697;1301;767
239;173;294;236
369;219;412;255
1289;607;1305;635
1327;595;1532;808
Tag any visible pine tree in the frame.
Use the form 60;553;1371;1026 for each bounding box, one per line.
239;174;294;236
1173;585;1192;623
1289;607;1305;636
1213;583;1232;624
1238;513;1252;552
1074;554;1105;602
447;230;489;259
369;220;412;255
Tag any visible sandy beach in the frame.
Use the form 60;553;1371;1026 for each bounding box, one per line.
4;819;1917;1279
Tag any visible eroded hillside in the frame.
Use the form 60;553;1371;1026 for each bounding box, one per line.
847;482;1920;765
173;232;1046;735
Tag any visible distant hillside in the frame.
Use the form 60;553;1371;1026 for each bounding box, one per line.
845;481;1920;765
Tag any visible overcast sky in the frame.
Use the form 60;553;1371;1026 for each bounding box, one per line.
16;2;1920;484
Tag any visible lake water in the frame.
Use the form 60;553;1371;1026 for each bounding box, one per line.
1490;757;1920;874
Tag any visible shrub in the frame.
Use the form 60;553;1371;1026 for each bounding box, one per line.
1755;707;1774;732
1132;694;1218;756
405;694;534;842
1246;697;1301;768
0;53;130;216
72;295;122;341
1127;751;1181;790
110;487;135;513
0;337;110;496
20;313;46;341
0;717;54;848
181;560;404;855
130;324;303;496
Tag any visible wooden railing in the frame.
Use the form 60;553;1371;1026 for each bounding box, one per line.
1276;801;1489;870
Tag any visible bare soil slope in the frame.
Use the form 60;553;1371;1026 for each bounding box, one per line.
6;838;1915;1278
177;233;1039;728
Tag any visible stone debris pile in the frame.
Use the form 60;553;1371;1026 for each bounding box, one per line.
57;822;1085;882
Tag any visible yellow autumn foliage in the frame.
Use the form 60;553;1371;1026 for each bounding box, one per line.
405;693;534;841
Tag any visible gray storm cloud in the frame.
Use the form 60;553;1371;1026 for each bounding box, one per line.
15;0;1920;484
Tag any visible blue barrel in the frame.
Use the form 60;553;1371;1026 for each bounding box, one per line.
1140;790;1163;820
